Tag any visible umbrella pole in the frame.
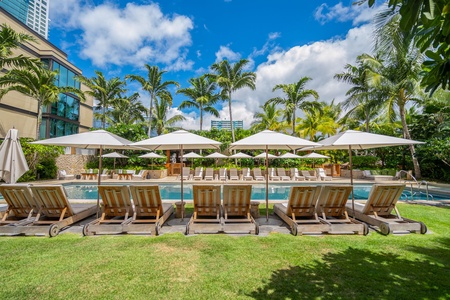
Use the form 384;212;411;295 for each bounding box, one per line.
96;146;103;218
265;145;269;222
349;145;355;218
180;145;184;221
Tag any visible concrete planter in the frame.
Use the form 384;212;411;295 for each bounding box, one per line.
147;169;168;179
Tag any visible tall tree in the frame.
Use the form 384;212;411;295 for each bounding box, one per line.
106;93;147;125
267;76;319;136
0;64;85;139
335;57;381;132
76;71;126;129
126;65;179;137
0;24;37;69
209;59;256;142
177;75;220;131
152;94;186;136
296;101;340;141
250;103;287;132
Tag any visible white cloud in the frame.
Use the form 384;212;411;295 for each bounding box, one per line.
314;2;379;26
215;45;241;62
50;1;194;70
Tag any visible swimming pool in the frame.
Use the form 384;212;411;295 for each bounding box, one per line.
59;183;449;201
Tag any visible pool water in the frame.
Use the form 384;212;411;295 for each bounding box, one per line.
59;183;448;201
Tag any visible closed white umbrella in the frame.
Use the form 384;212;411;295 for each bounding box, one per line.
304;130;424;215
131;130;221;219
102;152;129;170
32;130;138;216
230;130;320;221
0;128;29;183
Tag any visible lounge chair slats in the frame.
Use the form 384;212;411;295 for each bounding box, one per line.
316;185;368;235
222;185;258;234
186;185;223;234
274;186;328;235
347;184;426;234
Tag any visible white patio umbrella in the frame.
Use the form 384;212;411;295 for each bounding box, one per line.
230;130;320;221
183;151;203;167
102;152;129;169
303;130;424;215
205;152;228;168
278;152;303;159
130;130;221;219
0;128;29;184
301;152;329;168
32;130;139;215
254;153;278;159
139;152;165;170
229;152;252;167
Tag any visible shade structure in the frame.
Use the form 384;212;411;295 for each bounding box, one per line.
278;152;303;159
0;128;29;184
130;130;221;220
254;153;278;159
230;130;320;221
32;130;138;216
301;152;329;159
138;152;165;159
305;130;424;215
205;152;228;168
102;151;129;169
229;152;252;159
183;152;203;158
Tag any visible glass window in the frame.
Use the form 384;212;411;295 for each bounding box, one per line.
59;66;68;87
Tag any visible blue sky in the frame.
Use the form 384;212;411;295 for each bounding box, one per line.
48;0;381;129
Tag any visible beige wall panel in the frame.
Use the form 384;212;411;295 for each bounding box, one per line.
0;108;36;139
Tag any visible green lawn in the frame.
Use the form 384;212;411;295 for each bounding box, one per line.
0;204;449;300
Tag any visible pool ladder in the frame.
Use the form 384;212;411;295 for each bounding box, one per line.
397;170;433;201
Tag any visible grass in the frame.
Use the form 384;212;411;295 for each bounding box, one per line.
0;204;449;299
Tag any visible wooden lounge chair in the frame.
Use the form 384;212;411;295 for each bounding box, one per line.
317;168;332;181
222;185;258;234
253;168;265;181
315;185;368;235
229;168;240;181
204;168;214;181
243;168;253;181
273;186;329;235
290;168;305;181
83;185;134;236
125;185;174;235
193;167;204;180
186;185;222;234
347;184;426;235
301;170;317;181
14;185;96;237
219;168;228;181
269;168;280;181
277;168;291;181
0;184;37;232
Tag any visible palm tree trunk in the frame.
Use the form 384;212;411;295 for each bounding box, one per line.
399;101;421;178
148;94;153;137
36;100;43;140
228;91;235;143
102;102;106;129
200;104;203;131
292;111;296;136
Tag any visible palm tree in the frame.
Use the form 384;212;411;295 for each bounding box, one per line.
209;59;256;142
296;101;340;141
126;65;179;137
0;64;85;139
152;94;186;136
363;11;425;178
267;77;319;136
0;24;38;69
177;75;220;131
250;103;286;132
334;57;382;132
76;71;126;129
106;93;147;125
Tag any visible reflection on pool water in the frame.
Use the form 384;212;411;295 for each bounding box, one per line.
58;183;448;201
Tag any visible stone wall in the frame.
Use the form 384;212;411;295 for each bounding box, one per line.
56;154;95;176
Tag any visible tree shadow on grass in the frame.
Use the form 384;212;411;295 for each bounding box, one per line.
248;244;450;299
